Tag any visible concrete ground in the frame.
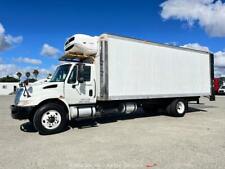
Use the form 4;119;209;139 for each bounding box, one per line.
0;96;225;169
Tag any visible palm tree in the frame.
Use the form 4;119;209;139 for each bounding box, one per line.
33;69;39;80
16;72;22;81
47;73;52;79
25;72;31;80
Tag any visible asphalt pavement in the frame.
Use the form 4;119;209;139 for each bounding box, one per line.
0;95;225;169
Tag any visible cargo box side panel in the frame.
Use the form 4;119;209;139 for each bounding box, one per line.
106;37;211;100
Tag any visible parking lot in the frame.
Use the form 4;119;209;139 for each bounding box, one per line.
0;95;225;169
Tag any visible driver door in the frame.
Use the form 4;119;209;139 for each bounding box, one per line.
64;64;96;105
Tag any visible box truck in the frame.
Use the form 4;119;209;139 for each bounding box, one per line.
11;34;215;134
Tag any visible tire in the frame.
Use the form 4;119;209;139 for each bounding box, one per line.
33;103;68;135
166;99;187;117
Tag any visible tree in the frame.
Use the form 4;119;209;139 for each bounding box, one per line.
16;72;22;81
33;69;39;80
28;78;37;83
25;72;31;79
0;76;19;82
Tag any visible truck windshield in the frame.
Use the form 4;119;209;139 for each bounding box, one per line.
50;64;71;82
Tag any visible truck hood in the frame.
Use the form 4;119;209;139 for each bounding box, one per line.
16;82;65;106
29;82;64;96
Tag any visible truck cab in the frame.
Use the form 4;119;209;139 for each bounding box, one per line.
11;61;97;134
55;62;96;105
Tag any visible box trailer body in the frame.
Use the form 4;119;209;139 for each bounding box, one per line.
11;34;215;134
95;34;213;101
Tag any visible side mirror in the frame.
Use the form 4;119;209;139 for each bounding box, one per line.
19;82;23;87
78;77;84;83
78;63;85;83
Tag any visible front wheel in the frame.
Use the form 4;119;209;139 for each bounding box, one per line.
33;103;68;135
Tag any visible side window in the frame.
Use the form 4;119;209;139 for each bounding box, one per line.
78;65;91;82
68;66;77;84
82;66;91;82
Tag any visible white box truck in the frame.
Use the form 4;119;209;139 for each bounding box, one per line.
11;34;215;134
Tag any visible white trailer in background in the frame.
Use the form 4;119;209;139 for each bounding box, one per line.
11;34;215;134
0;82;19;95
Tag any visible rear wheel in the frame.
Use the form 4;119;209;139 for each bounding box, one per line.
166;99;187;117
33;103;68;135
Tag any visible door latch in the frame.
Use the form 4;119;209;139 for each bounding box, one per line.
89;89;93;96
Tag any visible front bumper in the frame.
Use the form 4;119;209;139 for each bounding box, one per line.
11;105;34;120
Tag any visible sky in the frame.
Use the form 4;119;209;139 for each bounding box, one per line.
0;0;225;79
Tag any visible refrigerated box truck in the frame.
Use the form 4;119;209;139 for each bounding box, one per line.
11;34;215;134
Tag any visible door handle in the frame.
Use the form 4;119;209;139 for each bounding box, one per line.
72;85;76;88
89;89;93;96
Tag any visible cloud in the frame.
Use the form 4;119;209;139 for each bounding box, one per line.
38;68;52;75
214;51;225;68
214;67;225;77
0;64;18;77
181;43;210;52
212;51;225;77
0;63;55;79
14;57;42;65
0;23;5;34
0;22;23;51
165;42;178;46
160;0;225;37
41;43;60;57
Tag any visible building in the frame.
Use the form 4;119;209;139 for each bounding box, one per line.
0;83;19;95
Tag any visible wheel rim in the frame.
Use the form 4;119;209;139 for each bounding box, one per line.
176;101;185;114
41;110;61;130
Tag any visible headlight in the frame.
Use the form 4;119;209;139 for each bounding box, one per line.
15;88;24;105
17;100;32;106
